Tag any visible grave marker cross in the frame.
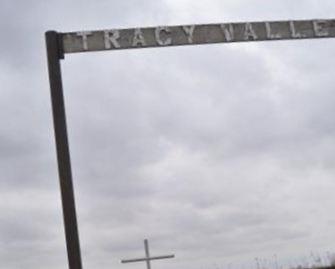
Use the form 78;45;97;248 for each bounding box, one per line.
121;239;175;269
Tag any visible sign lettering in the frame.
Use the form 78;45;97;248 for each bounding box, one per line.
76;31;92;51
220;24;234;41
182;25;196;43
313;20;329;37
265;22;281;39
104;30;121;49
62;19;335;53
289;21;305;38
244;23;258;40
155;26;172;46
132;28;146;47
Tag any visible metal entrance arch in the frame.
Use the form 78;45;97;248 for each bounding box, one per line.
45;19;335;269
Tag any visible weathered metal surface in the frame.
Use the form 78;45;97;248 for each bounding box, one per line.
62;19;335;53
121;239;174;269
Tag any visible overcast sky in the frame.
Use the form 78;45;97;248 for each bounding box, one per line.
1;1;335;269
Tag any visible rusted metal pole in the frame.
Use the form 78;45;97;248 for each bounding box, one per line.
45;31;83;269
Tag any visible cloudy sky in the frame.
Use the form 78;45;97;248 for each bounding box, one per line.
1;1;335;269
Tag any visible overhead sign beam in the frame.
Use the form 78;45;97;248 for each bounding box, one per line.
62;19;335;54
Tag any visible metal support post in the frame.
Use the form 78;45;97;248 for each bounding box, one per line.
45;31;83;269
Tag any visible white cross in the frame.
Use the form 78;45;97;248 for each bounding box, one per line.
121;239;175;269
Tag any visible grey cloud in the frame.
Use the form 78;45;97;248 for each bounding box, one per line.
1;1;335;269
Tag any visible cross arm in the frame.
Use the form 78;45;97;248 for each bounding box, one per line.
121;255;175;263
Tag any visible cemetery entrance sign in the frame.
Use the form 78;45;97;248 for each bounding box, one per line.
45;18;335;269
62;19;335;53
